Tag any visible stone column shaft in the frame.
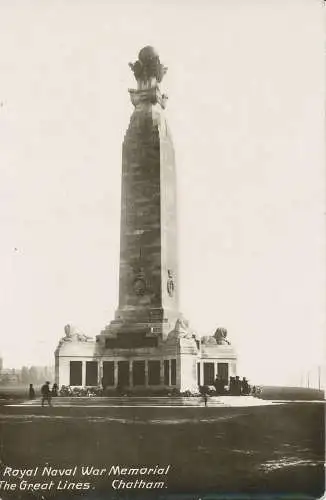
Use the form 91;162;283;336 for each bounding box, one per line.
114;361;118;388
82;361;86;386
145;360;148;387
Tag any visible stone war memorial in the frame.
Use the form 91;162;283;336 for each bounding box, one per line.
55;46;237;394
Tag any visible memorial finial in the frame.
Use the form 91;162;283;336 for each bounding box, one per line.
129;46;167;86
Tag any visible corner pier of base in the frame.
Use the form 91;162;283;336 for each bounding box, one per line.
54;46;238;394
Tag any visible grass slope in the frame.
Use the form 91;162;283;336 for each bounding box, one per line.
0;403;324;497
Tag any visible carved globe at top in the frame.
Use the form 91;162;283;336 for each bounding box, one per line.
138;46;159;62
129;46;167;85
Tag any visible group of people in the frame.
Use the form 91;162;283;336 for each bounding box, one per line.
28;381;59;406
201;375;251;406
212;375;250;396
229;376;250;395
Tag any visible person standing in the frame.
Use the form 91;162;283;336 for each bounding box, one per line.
229;376;235;395
51;383;58;397
41;381;52;407
28;384;35;400
201;385;209;406
241;377;250;395
234;376;241;396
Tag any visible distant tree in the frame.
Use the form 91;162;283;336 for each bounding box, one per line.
29;366;38;384
0;373;10;385
21;366;29;384
37;367;45;383
44;366;55;382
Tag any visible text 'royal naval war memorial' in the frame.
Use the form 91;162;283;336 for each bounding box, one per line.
55;46;237;393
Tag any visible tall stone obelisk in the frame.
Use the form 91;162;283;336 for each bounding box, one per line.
100;46;180;346
56;46;237;392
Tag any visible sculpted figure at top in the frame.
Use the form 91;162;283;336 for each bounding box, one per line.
63;324;92;343
129;46;168;85
214;327;231;345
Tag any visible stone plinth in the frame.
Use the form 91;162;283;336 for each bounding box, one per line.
55;321;237;393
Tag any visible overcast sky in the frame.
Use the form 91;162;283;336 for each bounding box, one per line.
0;0;324;386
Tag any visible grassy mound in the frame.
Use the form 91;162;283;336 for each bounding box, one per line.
257;386;324;401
